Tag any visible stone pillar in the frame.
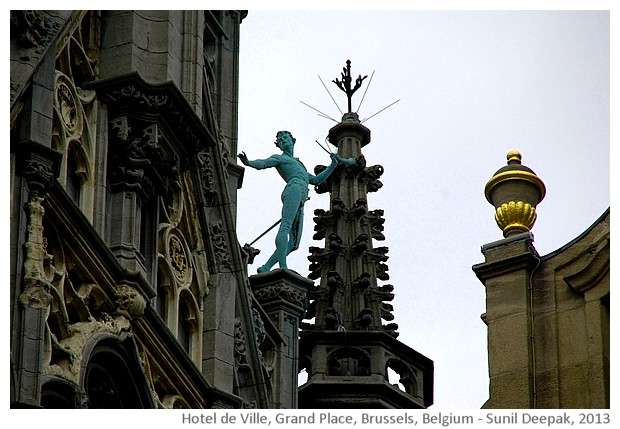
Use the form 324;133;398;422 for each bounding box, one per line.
250;269;312;408
473;150;546;408
473;232;540;408
10;28;62;405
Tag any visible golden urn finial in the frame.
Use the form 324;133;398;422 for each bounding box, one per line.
506;150;521;164
485;150;546;237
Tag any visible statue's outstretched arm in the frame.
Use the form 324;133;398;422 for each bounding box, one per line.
238;152;281;170
310;153;349;185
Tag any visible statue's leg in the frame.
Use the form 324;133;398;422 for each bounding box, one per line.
257;250;278;273
275;185;303;269
287;202;305;255
257;184;303;272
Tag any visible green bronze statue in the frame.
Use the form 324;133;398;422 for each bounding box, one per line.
239;130;355;273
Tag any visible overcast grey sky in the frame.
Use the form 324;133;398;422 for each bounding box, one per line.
234;9;610;408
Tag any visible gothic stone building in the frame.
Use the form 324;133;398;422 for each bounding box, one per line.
10;10;433;409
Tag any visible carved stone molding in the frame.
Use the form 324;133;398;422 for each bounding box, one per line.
115;284;147;319
159;225;195;289
197;149;219;206
108;116;177;199
252;284;307;309
360;164;384;193
10;11;70;108
233;318;249;369
54;72;83;138
11;11;59;51
19;197;53;309
561;236;610;295
85;72;215;158
44;316;131;384
249;268;313;325
364;209;386;240
209;220;231;270
14;141;62;197
169;235;189;282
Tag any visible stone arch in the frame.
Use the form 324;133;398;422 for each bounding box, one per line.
298;355;312;386
41;377;83;408
161;394;191;409
156;254;176;325
80;332;155;409
385;358;417;396
327;347;371;376
65;140;91;205
177;289;201;363
52;70;96;218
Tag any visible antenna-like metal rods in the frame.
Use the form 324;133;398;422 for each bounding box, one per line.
356;70;375;113
318;75;344;116
299;100;339;123
361;99;401;123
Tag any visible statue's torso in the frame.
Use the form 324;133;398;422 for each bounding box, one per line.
275;154;309;186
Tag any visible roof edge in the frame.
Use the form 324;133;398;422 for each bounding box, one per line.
541;207;610;262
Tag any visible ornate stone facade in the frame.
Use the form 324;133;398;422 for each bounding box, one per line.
9;10;278;409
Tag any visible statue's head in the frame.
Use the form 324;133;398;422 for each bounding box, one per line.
275;131;295;152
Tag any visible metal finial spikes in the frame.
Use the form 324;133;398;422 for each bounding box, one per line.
356;70;375;113
332;59;368;113
361;99;401;123
317;112;339;122
318;75;344;116
299;100;339;123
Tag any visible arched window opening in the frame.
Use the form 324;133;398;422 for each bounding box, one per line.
66;146;82;204
387;367;406;391
298;355;312;386
41;380;81;409
178;298;192;353
327;348;370;377
87;363;123;408
155;269;169;321
298;368;308;386
84;338;154;408
385;360;416;396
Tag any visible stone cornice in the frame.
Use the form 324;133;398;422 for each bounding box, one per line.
84;71;217;158
12;140;62;197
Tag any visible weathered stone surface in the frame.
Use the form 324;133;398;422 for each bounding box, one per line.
475;199;609;409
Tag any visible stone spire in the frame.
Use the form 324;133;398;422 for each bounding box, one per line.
298;61;433;409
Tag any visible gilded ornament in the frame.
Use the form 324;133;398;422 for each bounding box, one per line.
484;150;546;237
494;201;537;236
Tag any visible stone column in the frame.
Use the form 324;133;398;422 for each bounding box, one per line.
250;269;312;408
473;150;546;408
473;232;540;408
11;29;62;406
